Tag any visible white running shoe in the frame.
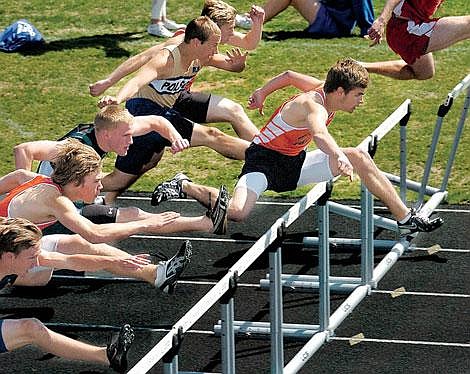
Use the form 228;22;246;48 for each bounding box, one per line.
147;23;174;38
162;19;186;30
154;241;192;294
235;14;252;30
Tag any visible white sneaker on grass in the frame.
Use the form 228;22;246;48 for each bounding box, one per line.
163;19;185;30
147;23;174;38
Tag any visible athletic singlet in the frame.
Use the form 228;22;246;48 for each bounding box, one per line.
66;125;107;159
0;176;61;230
252;89;335;156
393;0;443;21
133;44;201;108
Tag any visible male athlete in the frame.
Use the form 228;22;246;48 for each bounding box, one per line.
153;59;443;238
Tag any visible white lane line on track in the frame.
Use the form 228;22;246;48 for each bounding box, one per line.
178;281;469;297
116;196;470;213
373;290;469;298
130;234;470;252
331;337;470;348
178;280;258;288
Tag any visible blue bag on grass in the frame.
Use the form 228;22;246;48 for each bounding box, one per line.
0;19;44;52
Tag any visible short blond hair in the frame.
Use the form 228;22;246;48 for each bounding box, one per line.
94;105;134;132
0;217;42;257
52;138;102;187
201;0;237;27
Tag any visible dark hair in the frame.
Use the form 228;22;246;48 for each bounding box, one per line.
0;217;42;257
323;58;369;94
184;16;220;44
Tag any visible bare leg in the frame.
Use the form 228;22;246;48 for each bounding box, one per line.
263;0;320;24
426;16;470;53
190;123;250;160
2;319;108;364
182;181;258;223
182;180;221;208
102;151;164;203
339;147;409;220
206;95;259;141
361;53;435;80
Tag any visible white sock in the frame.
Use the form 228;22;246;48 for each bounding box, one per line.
154;262;165;286
399;211;412;224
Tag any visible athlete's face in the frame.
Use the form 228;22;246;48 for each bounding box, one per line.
341;87;365;113
199;34;220;63
108;121;134;156
219;22;235;44
10;243;41;276
79;170;103;203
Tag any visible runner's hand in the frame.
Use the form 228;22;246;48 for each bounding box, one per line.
226;48;248;67
98;95;119;108
89;79;112;97
337;153;354;182
170;138;190;154
248;88;266;115
146;212;180;230
367;18;386;46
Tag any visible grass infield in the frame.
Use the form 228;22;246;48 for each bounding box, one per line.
0;0;469;203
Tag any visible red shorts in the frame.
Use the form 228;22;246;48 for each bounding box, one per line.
386;16;439;65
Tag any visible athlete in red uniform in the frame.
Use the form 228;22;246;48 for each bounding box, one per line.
364;0;469;80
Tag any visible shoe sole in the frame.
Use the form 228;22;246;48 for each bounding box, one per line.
109;324;134;372
211;186;229;235
157;241;192;294
151;173;191;206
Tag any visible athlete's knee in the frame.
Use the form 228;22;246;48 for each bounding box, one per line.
19;318;48;343
415;67;435;80
347;147;374;167
204;126;226;141
228;205;250;223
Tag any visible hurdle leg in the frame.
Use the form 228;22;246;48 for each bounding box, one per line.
269;225;285;373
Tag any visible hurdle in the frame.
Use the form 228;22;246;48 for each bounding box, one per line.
125;99;409;373
122;76;468;372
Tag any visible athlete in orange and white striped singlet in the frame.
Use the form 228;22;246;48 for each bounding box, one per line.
0;175;61;230
253;89;335;156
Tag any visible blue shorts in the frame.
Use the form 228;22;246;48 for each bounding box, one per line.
116;98;194;175
0;320;8;353
305;4;355;37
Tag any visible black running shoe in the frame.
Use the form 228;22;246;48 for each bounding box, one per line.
398;209;444;238
155;240;192;294
151;173;191;206
107;324;134;373
206;185;229;235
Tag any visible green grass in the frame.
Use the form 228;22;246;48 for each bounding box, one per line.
1;1;469;203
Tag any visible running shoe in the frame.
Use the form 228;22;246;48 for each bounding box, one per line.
154;240;192;294
207;185;229;235
107;324;135;373
151;172;192;206
398;209;443;238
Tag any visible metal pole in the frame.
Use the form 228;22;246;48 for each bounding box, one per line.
360;184;374;285
440;87;469;191
269;224;285;373
399;101;411;203
317;182;333;331
220;274;238;374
